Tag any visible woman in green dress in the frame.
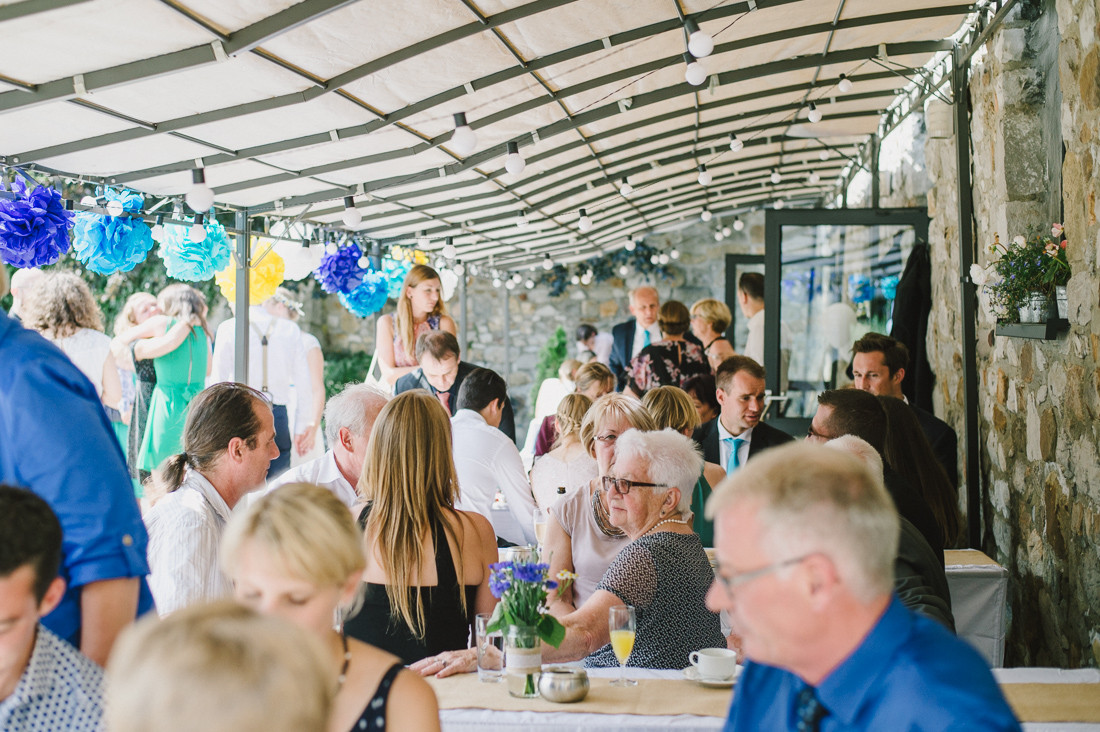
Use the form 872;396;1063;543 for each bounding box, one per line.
138;285;212;475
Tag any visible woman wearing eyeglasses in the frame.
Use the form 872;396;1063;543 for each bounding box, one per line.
543;393;656;616
538;428;725;669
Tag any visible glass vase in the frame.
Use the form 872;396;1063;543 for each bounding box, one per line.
504;625;542;698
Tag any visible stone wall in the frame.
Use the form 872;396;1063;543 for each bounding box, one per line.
925;0;1100;667
311;212;766;440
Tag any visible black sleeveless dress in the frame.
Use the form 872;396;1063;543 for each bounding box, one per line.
344;507;478;664
351;663;402;731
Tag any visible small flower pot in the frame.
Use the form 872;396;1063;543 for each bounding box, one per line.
1018;291;1049;323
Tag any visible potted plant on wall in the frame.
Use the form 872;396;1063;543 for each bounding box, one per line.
973;223;1069;324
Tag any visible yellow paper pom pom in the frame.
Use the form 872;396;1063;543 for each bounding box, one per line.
215;241;286;305
412;249;429;265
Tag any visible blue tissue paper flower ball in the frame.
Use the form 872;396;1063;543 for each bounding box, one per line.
72;189;153;275
339;270;389;317
0;179;73;268
160;220;232;281
315;242;365;294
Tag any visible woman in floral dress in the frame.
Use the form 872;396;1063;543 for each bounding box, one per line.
624;300;709;397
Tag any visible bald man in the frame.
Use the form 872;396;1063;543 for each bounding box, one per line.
7;267;44;322
609;286;662;391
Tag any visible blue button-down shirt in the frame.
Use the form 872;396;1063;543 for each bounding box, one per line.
0;312;154;644
724;595;1021;731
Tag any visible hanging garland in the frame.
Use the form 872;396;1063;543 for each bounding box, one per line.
159;220;232;281
215;244;285;305
0;178;73;268
538;242;673;297
338;269;389;317
72;189;154;275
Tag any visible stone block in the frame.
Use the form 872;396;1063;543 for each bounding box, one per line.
1003;114;1048;197
1026;394;1042;461
1049;361;1068;399
1001;67;1046;107
1067;272;1096;325
1080;47;1100;110
1040;408;1057;460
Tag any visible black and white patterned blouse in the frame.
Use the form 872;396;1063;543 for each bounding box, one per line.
586;531;725;669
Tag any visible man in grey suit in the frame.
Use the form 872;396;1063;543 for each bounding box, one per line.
692;355;792;471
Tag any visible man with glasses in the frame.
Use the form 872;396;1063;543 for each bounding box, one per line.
704;443;1019;731
693;355;792;474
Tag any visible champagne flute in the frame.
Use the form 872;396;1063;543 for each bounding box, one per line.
532;507;548;559
608;604;637;687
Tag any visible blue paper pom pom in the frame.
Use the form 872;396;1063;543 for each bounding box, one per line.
339;270;389;317
72;189;153;275
0;178;73;268
159;220;232;281
315;243;365;294
383;258;411;299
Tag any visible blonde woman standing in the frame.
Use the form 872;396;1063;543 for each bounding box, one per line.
344;391;497;665
528;393;597;510
222;484;440;732
690;298;737;371
25;271;121;412
374;265;456;386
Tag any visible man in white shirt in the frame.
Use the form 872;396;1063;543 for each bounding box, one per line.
264;383;389;507
450;367;537;546
209;299;313;478
609;286;662;391
692;356;793;473
146;383;280;616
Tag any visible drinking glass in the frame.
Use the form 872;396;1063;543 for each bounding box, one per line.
475;613;504;682
608;604;637;687
533;507;548;557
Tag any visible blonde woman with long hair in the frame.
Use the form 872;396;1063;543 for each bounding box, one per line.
222;483;440;732
374;265;456;386
344;390;497;668
24;271;122;412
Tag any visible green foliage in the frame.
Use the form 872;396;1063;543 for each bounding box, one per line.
531;326;568;406
324;350;372;401
982;223;1070;321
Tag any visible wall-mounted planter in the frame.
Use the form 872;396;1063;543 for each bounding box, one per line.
994;318;1069;340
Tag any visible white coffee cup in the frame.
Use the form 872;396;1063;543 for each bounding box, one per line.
689;647;738;680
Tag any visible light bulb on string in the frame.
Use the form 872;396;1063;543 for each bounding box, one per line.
658;253;670;265
441;237;457;259
189;214;207;243
150;215;166;242
701;207;713;222
729;133;744;152
819;149;830;161
511;272;523;284
342;196;362;227
774;198;785;210
581;272;593;285
492;277;502;288
417;231;429;248
450;112;478;156
524;279;535;289
516;210;529;229
684;18;714;58
697;164;712;186
358;254;371;268
505;279;516;290
721;226;732;236
186;169;214;213
624;239;637;252
105;199;124;217
837;74;853;93
504;141;525;177
715;231;725;241
809;171;821;184
80;195;97;208
618;265;629;276
454;261;465;275
807;102;822;124
619;177;633;197
733;217;745;231
327;240;339;254
577;208;592;232
670;249;680;260
541;253;553;270
571;275;581;285
770;169;782;184
684;54;708;86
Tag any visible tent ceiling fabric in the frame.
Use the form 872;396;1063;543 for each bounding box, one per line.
0;0;979;268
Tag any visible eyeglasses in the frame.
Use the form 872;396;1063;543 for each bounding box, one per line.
713;554;813;594
601;476;668;495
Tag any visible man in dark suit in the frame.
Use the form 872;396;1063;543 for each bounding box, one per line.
850;332;958;487
692;355;793;471
393;331;516;442
608;285;661;391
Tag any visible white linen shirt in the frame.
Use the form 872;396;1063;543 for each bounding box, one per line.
0;626;103;732
209;307;313;433
263;449;357;507
145;470;233;616
451;409;537;546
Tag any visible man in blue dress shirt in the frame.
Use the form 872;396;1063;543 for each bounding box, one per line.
704;442;1020;731
0;268;154;665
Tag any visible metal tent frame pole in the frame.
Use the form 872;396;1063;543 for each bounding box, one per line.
233;208;250;383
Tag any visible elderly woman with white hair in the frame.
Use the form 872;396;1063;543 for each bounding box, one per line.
543;428;726;669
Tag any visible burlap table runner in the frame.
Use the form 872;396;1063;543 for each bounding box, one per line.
945;549;1001;566
428;674;732;717
1001;683;1100;723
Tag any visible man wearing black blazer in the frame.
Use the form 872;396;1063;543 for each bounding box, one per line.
393;330;516;443
850;332;958;487
692;355;793;470
608;285;662;391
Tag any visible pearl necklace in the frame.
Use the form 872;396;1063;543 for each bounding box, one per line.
647;515;690;534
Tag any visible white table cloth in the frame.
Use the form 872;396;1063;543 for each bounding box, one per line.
945;549;1010;667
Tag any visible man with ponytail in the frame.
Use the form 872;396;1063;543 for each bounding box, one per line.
145;383;280;616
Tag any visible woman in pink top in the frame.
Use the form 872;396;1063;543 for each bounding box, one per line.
375;265;456;386
544;393;656;614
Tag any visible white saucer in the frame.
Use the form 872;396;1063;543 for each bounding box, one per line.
682;665;741;688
